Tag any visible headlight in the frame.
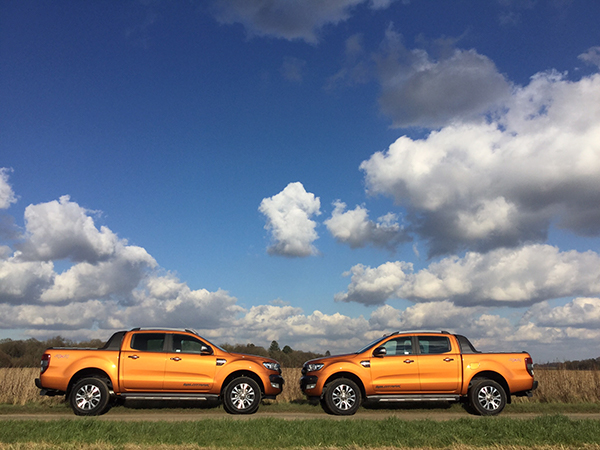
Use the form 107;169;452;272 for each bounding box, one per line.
263;362;280;371
305;363;324;372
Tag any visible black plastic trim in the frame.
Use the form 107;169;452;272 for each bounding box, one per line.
120;393;219;401
269;374;285;386
366;394;460;402
300;375;318;391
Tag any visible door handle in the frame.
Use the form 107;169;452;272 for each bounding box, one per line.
444;358;454;362
403;359;414;364
170;357;181;361
128;355;139;359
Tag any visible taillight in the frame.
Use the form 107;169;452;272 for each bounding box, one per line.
40;354;50;374
525;357;534;377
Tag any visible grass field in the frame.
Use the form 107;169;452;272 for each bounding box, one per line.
0;415;600;449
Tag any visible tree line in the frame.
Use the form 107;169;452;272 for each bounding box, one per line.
536;358;600;371
0;336;324;369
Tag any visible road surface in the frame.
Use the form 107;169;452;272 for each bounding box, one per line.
1;410;599;421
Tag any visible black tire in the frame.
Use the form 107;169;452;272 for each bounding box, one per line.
69;377;112;416
320;396;333;415
468;379;506;416
222;377;261;415
323;378;361;416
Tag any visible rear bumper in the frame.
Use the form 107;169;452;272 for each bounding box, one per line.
514;380;539;398
35;378;64;397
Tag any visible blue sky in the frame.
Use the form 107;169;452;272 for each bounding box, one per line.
1;0;600;363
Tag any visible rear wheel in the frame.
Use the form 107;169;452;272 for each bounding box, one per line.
222;377;261;414
468;379;506;416
69;377;112;416
323;378;361;416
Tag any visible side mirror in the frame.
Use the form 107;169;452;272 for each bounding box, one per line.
373;347;387;357
200;345;213;355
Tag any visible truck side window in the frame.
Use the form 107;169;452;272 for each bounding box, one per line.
417;336;451;354
381;338;413;355
130;333;166;352
172;334;206;353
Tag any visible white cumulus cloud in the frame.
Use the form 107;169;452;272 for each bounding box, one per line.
325;201;410;250
18;195;121;263
39;245;156;304
0;168;17;210
0;256;55;304
579;46;600;69
336;244;600;306
361;71;600;255
259;182;321;257
524;297;600;328
375;28;512;128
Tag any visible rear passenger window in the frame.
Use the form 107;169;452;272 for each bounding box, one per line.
130;333;166;352
418;336;451;354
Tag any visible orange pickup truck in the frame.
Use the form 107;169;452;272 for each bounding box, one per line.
300;331;537;416
35;328;284;416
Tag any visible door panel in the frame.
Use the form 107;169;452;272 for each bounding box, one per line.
163;334;216;391
121;333;167;390
369;337;420;392
417;336;460;392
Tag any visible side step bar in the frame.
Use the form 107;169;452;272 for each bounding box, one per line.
120;393;220;401
366;394;460;403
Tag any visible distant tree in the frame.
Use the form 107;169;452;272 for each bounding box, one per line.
282;345;293;354
0;350;11;367
220;343;269;357
269;340;280;353
325;350;331;356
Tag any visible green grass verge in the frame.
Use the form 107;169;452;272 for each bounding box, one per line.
2;400;600;415
0;415;600;448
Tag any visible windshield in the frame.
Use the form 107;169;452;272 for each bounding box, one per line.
355;335;389;354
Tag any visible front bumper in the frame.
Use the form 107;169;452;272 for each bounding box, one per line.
300;375;318;392
270;374;285;388
263;374;285;400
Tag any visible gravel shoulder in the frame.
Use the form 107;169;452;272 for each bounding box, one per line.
2;410;600;421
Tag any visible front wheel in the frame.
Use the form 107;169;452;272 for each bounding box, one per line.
468;379;506;416
222;377;261;414
69;377;112;416
323;378;361;415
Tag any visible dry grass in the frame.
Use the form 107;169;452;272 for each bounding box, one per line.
278;367;302;402
0;368;61;406
3;367;600;406
529;368;600;403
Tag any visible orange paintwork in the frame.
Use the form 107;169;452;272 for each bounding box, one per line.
38;330;283;398
301;332;536;399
